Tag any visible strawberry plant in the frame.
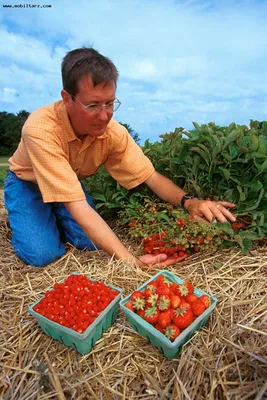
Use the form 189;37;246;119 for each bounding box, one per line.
85;120;267;252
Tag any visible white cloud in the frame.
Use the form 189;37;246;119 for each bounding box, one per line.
1;87;18;103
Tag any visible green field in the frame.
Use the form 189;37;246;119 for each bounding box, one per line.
0;156;9;164
0;157;8;188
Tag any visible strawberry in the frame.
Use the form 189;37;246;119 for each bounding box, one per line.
199;295;211;309
179;301;191;310
124;301;134;312
131;291;144;302
176;218;185;228
165;324;180;341
156;286;171;296
146;282;158;292
186;293;198;304
169;283;179;294
143;307;160;325
173;307;194;329
137;309;145;318
170;295;181;309
177;281;194;297
146;293;158;307
157;295;170;310
191;300;206;316
158;311;172;328
155;323;165;333
132;297;145;310
166;308;175;321
184;281;194;294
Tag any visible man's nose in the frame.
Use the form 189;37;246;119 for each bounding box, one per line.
97;106;110;121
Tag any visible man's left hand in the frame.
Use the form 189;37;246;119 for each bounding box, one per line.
185;198;236;223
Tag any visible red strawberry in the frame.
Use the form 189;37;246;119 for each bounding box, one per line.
124;301;134;312
155;323;164;333
131;291;144;302
146;293;158;307
166;308;175;321
143;307;160;325
158;311;172;328
157;295;170;310
170;295;181;309
184;281;194;294
191;300;206;316
199;295;211;309
165;324;180;341
137;309;145;318
132;297;145;310
186;293;198;304
156;286;171;296
173;307;194;329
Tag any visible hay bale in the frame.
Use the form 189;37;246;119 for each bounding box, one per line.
0;189;266;400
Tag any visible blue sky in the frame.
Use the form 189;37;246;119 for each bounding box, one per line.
1;0;267;143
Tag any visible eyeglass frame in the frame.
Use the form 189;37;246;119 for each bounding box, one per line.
71;95;121;114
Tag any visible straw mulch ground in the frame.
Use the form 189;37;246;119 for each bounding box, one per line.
0;189;266;400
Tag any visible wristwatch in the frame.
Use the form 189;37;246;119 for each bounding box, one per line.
181;194;195;209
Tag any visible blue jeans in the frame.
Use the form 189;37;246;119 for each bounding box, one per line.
4;171;99;267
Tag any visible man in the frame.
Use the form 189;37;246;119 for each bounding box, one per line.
4;47;236;268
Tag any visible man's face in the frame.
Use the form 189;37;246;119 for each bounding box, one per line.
62;74;116;137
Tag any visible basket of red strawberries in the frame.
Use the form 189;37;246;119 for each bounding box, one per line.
120;270;217;360
29;274;122;354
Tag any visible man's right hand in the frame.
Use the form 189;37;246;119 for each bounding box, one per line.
137;253;188;268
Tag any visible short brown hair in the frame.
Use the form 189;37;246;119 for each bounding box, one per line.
61;47;119;97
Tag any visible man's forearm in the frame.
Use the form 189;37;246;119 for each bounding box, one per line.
64;200;135;263
145;171;186;206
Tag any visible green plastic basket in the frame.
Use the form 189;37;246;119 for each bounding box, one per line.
29;276;123;355
120;270;217;360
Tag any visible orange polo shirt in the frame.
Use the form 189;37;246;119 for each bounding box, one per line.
9;100;155;203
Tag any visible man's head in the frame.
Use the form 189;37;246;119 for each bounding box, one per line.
61;47;119;137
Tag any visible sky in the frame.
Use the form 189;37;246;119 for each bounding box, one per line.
1;0;267;143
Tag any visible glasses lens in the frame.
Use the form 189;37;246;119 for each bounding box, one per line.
113;100;121;112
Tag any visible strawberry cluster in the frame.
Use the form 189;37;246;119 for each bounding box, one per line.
33;274;119;334
125;275;211;342
143;232;190;258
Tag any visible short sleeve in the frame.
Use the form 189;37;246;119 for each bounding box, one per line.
104;124;155;189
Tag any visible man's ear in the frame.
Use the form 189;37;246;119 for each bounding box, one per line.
61;89;72;108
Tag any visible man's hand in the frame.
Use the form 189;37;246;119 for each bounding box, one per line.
184;198;236;223
138;253;188;268
145;171;237;223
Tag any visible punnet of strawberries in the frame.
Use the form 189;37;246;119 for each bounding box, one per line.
124;274;211;342
33;274;120;334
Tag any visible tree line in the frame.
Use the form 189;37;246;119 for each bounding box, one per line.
0;110;140;157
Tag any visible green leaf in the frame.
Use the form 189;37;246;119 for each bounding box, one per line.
156;213;170;222
237;185;246;202
215;221;234;236
92;193;106;202
218;167;230;181
261;159;267;173
223;129;242;149
234;235;253;254
250;134;259;152
192;122;202;131
190;147;210;165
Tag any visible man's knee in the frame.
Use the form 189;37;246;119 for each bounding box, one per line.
14;243;66;268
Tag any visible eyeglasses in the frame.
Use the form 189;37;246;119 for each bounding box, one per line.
72;96;121;114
